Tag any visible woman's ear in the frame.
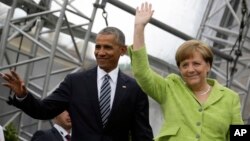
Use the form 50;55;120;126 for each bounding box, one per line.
207;62;211;69
206;62;211;75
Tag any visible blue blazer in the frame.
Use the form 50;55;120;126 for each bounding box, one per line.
31;127;63;141
13;67;153;141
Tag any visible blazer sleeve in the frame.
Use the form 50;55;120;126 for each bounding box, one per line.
128;46;168;104
10;74;72;119
31;130;48;141
31;128;63;141
130;86;153;141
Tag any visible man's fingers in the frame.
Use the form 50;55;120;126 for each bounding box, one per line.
1;71;27;97
22;84;27;94
11;70;21;81
1;73;10;82
0;73;6;80
1;83;12;89
0;72;4;77
1;71;23;84
2;73;14;81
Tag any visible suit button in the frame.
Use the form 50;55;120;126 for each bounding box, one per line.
196;122;201;126
196;134;200;139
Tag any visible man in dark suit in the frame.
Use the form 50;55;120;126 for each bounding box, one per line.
0;27;153;141
31;110;71;141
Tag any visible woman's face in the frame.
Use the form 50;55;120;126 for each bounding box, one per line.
179;51;211;88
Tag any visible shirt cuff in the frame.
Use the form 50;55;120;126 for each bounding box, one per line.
15;95;27;101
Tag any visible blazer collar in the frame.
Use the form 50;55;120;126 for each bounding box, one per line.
51;127;65;141
54;124;69;137
85;67;102;128
203;79;224;108
105;71;129;128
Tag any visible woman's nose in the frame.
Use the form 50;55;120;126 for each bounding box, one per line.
187;65;195;72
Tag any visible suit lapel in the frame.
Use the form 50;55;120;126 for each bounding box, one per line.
88;68;129;129
51;127;64;141
203;81;224;109
106;71;128;127
86;67;103;128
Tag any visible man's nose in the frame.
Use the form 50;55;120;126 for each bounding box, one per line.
98;48;106;55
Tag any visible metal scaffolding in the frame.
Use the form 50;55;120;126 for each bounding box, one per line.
0;0;100;140
196;0;250;122
0;0;250;140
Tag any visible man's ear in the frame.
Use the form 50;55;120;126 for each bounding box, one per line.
120;46;127;56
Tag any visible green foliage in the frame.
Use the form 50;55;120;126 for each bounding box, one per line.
3;123;19;141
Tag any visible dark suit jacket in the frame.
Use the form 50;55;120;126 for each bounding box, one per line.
13;67;153;141
31;127;64;141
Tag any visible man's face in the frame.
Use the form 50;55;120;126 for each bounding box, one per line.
56;111;71;130
94;34;127;73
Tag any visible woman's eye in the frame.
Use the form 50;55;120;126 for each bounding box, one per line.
194;63;200;66
181;64;187;68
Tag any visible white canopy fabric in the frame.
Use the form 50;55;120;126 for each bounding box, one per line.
0;2;27;28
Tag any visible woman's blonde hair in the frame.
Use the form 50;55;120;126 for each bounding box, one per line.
175;40;213;67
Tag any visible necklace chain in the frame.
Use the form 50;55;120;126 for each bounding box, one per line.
198;86;211;95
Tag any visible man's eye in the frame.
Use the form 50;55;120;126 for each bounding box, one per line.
95;45;113;49
95;45;100;49
104;45;113;48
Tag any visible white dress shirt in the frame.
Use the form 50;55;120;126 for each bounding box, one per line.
54;124;70;141
97;66;118;109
